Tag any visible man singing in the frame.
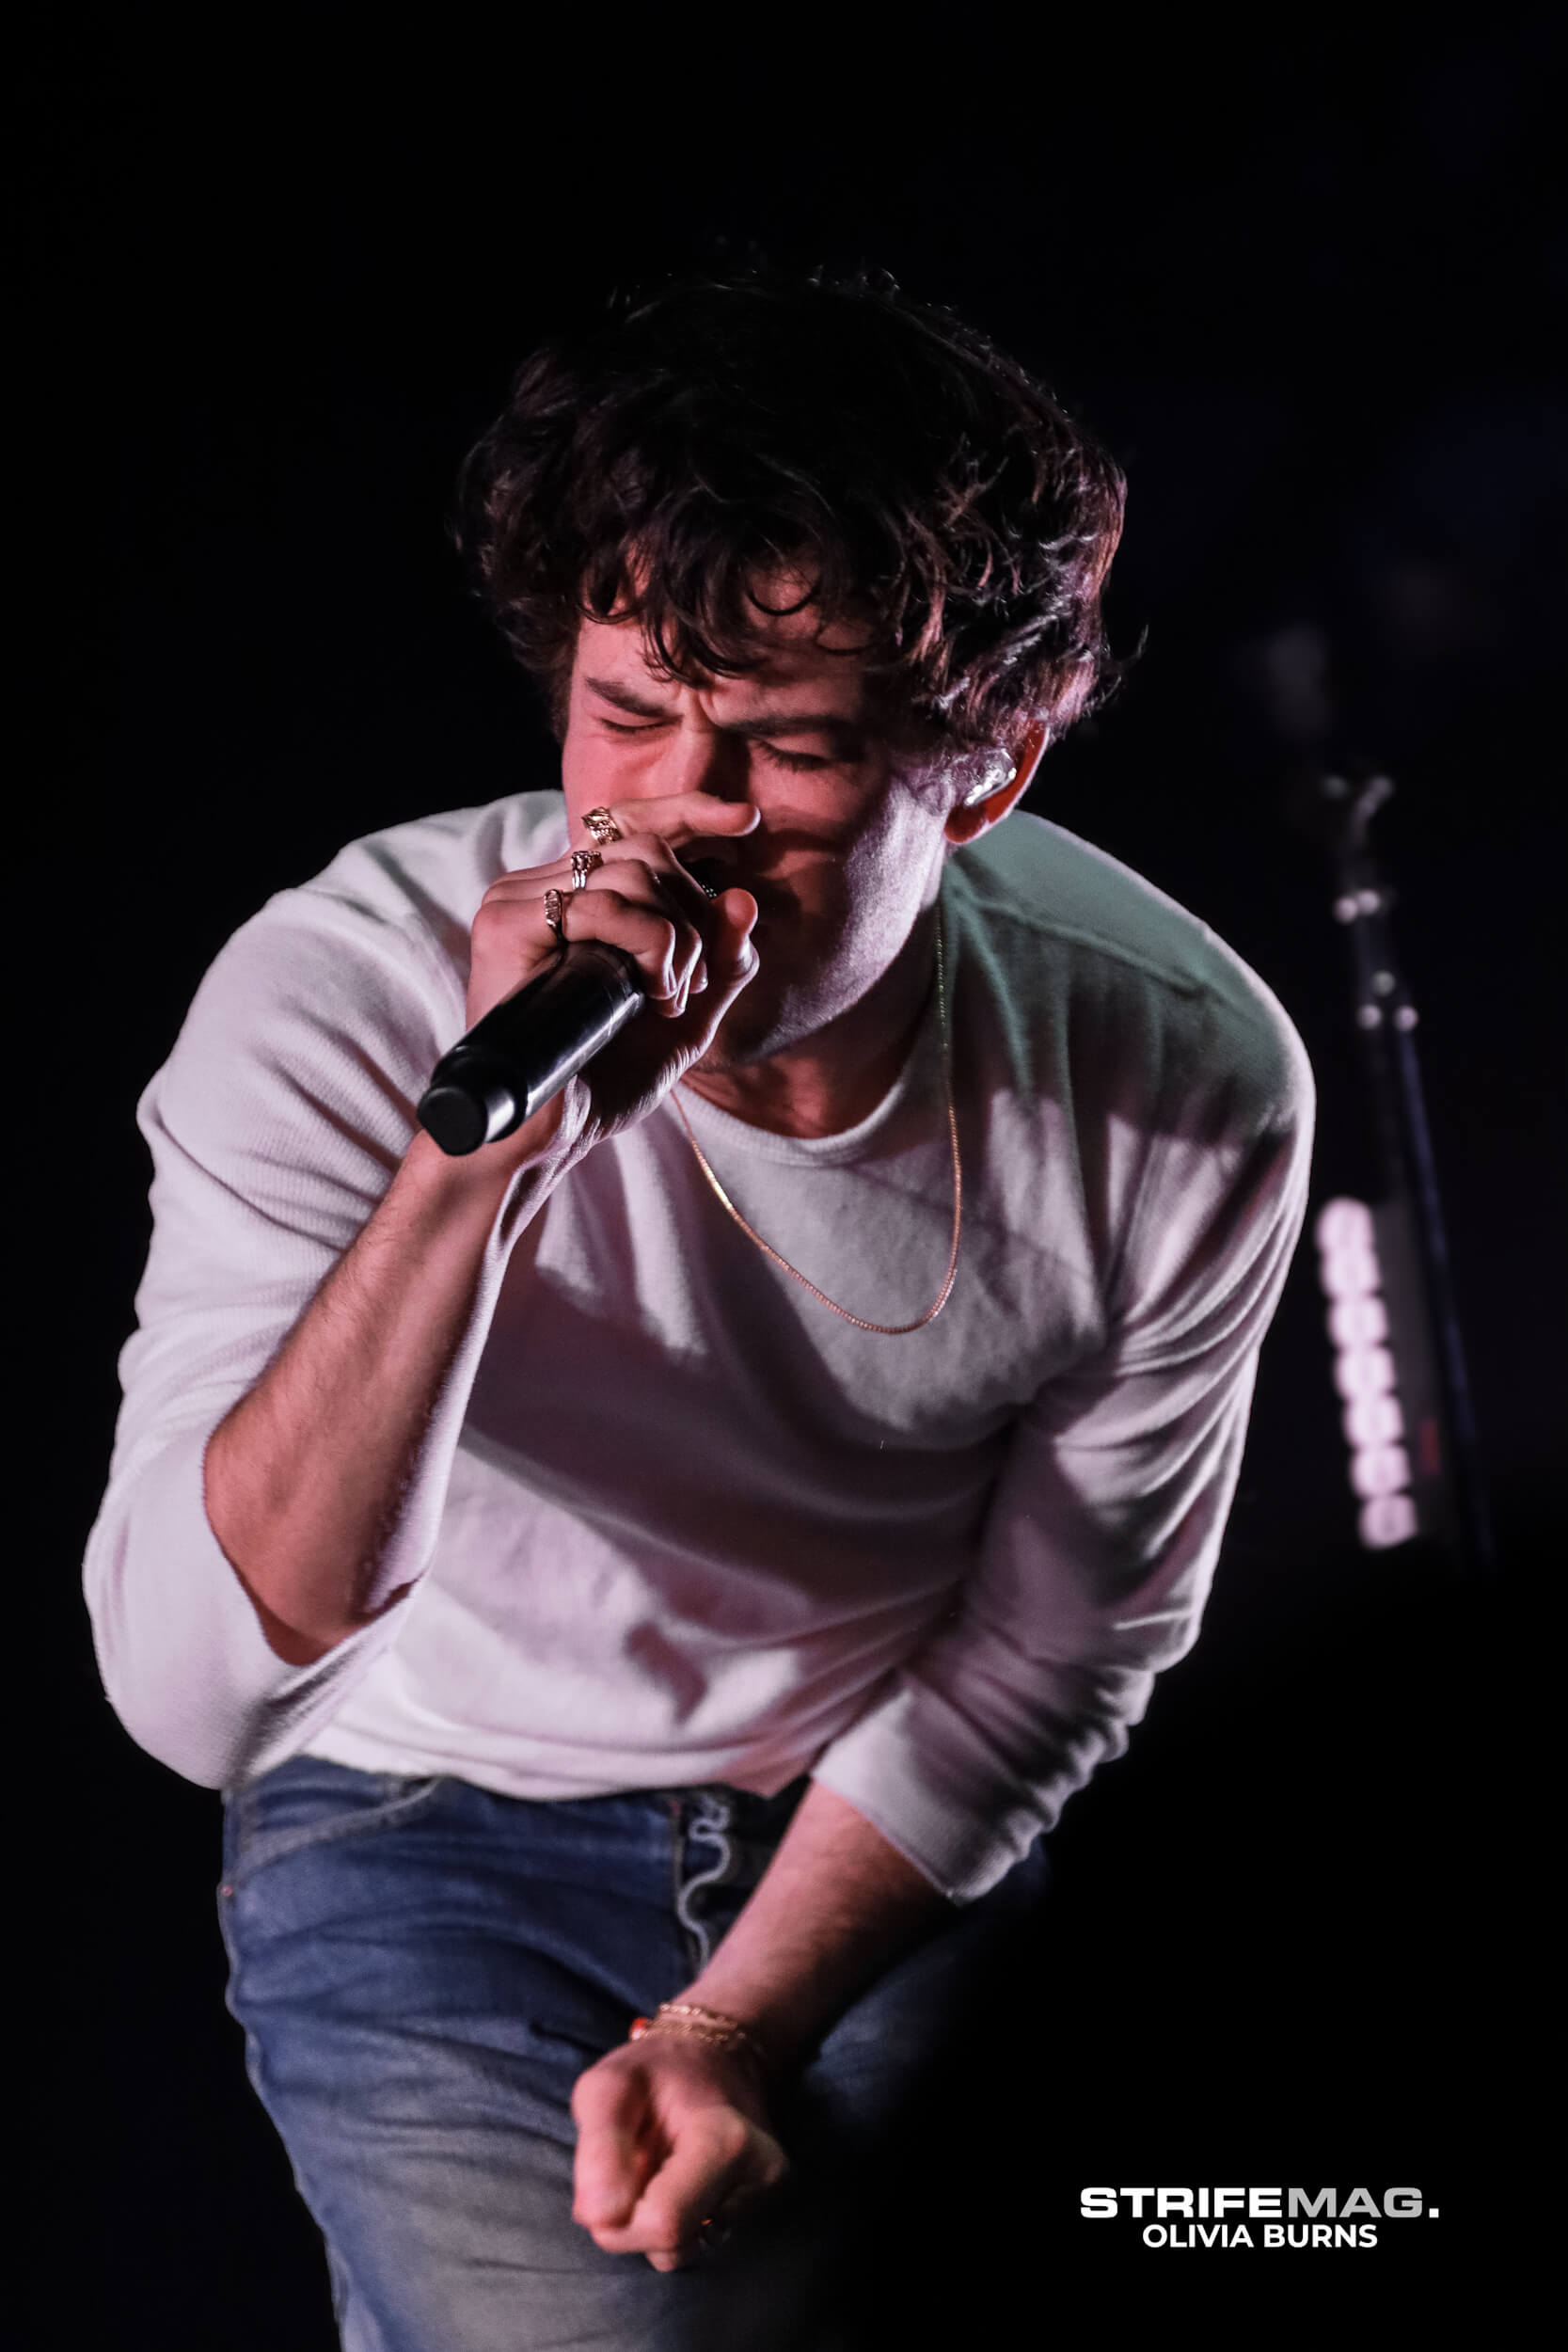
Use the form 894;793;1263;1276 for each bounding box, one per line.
84;260;1315;2349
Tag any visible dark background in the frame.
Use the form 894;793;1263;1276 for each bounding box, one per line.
21;8;1562;2337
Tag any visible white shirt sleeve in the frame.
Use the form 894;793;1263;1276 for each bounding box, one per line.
81;882;545;1791
810;998;1316;1902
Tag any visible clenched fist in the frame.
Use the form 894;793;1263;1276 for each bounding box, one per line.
570;2031;790;2273
465;788;762;1164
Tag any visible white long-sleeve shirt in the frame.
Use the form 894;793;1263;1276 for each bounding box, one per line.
83;790;1315;1902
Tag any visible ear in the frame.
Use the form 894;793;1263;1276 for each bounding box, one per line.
942;717;1050;846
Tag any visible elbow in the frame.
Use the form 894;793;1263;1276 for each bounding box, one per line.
225;1557;369;1667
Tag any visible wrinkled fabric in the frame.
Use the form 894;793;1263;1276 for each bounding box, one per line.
84;792;1314;1899
219;1754;1051;2351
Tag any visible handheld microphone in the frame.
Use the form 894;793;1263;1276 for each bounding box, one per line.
417;943;645;1156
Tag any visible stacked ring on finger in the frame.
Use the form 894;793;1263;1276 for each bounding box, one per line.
583;806;622;847
569;848;600;889
542;886;565;945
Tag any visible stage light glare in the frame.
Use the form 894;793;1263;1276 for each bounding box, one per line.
1335;1344;1397;1403
1344;1392;1404;1448
1329;1295;1388;1348
1360;1492;1418;1549
1313;1195;1422;1552
1315;1199;1374;1251
1351;1442;1412;1500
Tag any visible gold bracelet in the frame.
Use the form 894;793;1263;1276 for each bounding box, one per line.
627;2001;772;2075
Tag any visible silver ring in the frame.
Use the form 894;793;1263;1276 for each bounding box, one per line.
570;849;600;890
583;806;622;848
542;887;565;945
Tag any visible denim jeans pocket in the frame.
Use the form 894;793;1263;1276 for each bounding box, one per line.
222;1754;448;1894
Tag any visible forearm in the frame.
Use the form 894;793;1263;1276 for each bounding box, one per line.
676;1781;955;2073
204;1117;557;1662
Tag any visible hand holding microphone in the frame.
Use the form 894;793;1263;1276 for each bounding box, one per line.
418;792;760;1158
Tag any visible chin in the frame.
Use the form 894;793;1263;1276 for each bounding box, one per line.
699;982;831;1071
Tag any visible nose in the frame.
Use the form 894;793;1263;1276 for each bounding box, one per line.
647;725;755;894
657;715;752;804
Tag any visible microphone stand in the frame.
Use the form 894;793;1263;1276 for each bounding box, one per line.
1305;768;1496;1578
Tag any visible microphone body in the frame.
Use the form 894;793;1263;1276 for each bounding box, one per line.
417;944;645;1155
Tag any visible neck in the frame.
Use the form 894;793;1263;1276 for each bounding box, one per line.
682;900;941;1140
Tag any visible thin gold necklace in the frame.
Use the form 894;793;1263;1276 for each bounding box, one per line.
668;910;961;1335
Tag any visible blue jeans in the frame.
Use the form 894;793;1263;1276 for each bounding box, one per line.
218;1756;1051;2351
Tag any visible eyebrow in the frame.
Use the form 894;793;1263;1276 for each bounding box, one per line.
583;675;863;743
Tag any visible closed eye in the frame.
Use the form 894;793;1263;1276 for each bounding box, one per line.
597;721;834;773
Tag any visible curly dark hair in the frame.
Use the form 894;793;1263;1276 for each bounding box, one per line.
451;258;1129;794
